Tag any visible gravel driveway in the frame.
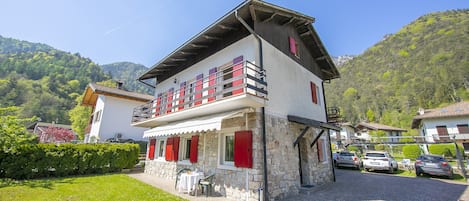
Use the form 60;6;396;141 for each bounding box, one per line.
282;169;469;201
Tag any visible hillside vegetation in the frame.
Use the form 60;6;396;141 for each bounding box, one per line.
101;62;153;95
325;9;469;132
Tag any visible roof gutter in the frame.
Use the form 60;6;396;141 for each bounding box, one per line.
235;10;268;201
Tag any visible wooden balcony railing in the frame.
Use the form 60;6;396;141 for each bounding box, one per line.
132;60;267;124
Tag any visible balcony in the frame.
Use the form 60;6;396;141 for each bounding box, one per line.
132;60;267;127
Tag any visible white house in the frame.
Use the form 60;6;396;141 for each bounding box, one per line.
412;101;469;153
81;83;153;143
355;122;407;143
132;1;340;200
329;122;357;148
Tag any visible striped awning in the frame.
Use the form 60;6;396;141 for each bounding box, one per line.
143;110;245;138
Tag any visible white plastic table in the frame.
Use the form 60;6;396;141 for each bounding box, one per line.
178;172;204;194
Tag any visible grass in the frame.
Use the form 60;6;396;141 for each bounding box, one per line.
0;174;186;201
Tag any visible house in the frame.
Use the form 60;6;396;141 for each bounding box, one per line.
329;122;357;148
411;101;469;153
132;0;340;200
355;122;407;143
81;83;153;143
27;122;77;143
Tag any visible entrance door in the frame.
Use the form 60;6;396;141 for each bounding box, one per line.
298;138;312;187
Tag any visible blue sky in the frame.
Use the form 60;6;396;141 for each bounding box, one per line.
0;0;467;67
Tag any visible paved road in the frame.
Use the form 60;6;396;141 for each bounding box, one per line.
283;169;469;201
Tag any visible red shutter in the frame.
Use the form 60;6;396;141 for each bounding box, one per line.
148;139;156;160
317;139;324;162
232;57;244;95
178;82;186;110
154;93;162;117
194;74;203;106
310;81;318;104
190;135;199;163
289;37;297;55
173;136;180;161
208;68;217;102
165;137;174;161
234;130;253;168
166;88;174;113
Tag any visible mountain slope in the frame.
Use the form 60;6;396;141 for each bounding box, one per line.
0;35;109;124
325;9;469;130
101;62;154;95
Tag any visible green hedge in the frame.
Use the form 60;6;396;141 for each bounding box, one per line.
428;144;464;158
402;144;421;159
0;143;139;179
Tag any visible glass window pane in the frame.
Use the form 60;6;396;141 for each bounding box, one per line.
158;140;165;157
225;135;234;162
185;139;191;159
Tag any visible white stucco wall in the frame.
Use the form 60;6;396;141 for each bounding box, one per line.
261;39;326;122
154;35;257;96
420;116;469;142
89;95;148;142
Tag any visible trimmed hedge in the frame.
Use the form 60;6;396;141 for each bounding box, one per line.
402;144;421;159
0;143;139;179
428;144;464;158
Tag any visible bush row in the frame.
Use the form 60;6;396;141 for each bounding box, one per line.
0;143;139;179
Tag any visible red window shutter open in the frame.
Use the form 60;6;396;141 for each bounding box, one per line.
190;135;199;163
172;136;180;161
310;81;318;104
194;74;203;106
317;139;324;162
153;93;162;117
178;82;186;110
234;130;253;168
289;37;297;55
165;137;174;161
166;88;174;113
148;139;156;160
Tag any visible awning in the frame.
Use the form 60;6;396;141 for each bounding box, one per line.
143;110;246;138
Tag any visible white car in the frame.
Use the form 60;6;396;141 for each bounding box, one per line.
362;151;398;173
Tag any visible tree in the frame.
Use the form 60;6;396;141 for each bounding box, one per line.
0;106;37;152
39;126;76;143
69;95;91;140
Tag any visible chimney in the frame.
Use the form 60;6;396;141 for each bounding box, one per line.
116;80;124;90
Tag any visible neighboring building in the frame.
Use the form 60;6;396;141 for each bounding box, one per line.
27;122;77;143
132;1;340;200
329;122;357;148
356;122;407;143
411;101;469;153
81;83;153;143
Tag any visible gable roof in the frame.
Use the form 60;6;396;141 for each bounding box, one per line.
139;0;339;83
356;122;407;132
82;83;153;107
411;101;469;128
27;122;72;130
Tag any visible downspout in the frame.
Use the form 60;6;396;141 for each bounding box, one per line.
235;10;268;201
322;81;336;182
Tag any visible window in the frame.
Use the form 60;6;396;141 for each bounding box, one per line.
93;110;102;123
316;138;328;163
310;82;318;104
289;36;300;58
222;134;235;166
458;124;469;134
157;139;166;158
436;125;449;141
179;137;192;161
219;130;253;168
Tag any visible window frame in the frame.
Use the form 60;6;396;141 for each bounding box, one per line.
218;128;239;170
155;138;167;160
178;136;192;164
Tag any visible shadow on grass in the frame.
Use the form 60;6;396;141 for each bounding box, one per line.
0;176;83;189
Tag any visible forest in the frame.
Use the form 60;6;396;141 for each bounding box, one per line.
325;9;469;134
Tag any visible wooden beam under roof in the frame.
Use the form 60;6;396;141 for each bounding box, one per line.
218;24;237;31
249;5;257;22
169;58;186;62
190;43;208;48
203;35;222;40
280;17;296;26
262;13;277;23
180;51;197;55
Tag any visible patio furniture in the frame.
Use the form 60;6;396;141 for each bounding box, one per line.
174;168;191;190
198;173;215;197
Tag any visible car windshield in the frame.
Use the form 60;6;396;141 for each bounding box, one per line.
340;152;354;156
366;153;385;157
423;155;445;162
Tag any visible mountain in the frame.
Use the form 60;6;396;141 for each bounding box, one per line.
0;35;109;124
0;35;54;54
101;62;154;95
325;9;469;132
332;55;355;67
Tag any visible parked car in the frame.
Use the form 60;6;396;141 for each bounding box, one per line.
362;151;398;173
335;151;361;169
415;154;453;179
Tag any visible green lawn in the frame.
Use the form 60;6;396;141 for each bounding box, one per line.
0;174;186;201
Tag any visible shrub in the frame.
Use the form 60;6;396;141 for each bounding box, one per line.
347;145;359;152
0;143;139;179
428;144;464;158
402;144;421;159
374;144;386;151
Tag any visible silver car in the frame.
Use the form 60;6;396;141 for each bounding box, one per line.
335;151;361;169
362;151;398;173
415;154;453;179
